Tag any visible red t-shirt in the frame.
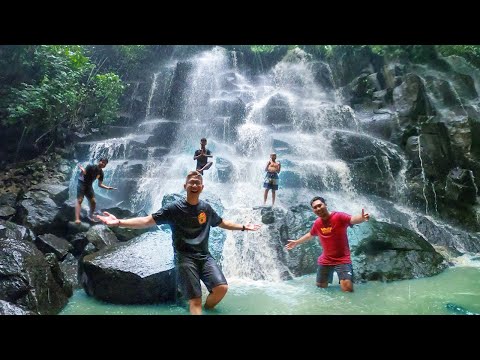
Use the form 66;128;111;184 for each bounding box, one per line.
310;211;352;265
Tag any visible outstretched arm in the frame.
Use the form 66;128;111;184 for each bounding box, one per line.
285;231;314;250
96;212;156;228
350;208;370;225
218;219;261;231
98;181;117;190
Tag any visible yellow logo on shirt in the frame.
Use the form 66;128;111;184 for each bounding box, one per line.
320;227;332;235
198;211;207;224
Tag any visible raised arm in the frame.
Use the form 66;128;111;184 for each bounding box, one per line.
350;208;370;225
77;163;86;175
96;212;156;228
285;231;314;250
218;219;261;231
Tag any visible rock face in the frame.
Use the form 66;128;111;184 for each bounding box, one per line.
0;238;70;314
0;300;35;315
351;219;448;282
80;231;176;304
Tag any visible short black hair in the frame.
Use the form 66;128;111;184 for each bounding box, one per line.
200;138;207;142
185;170;203;184
99;158;109;164
310;196;326;207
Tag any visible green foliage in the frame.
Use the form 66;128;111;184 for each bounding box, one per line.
114;45;149;62
84;45;155;77
91;73;124;126
0;45;126;146
250;45;278;53
436;45;480;68
369;45;438;63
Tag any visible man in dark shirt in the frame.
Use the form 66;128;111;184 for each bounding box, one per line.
96;170;261;315
75;158;116;224
193;137;213;175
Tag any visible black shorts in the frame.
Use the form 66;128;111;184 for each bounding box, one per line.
77;181;94;200
177;253;227;300
316;263;354;284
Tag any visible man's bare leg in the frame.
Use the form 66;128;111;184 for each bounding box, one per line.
340;279;353;292
204;284;228;310
272;190;276;206
189;297;203;315
264;189;269;205
75;198;83;224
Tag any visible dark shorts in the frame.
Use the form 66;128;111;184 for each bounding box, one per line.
77;181;94;200
177;253;227;300
316;263;354;284
263;172;279;190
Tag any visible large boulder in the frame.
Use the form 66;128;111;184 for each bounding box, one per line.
80;231;176;304
351;219;448;282
0;300;35;315
15;190;61;235
0;219;35;243
0;238;70;314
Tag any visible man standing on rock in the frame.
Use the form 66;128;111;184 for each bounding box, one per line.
75;157;116;224
96;170;261;315
285;196;369;292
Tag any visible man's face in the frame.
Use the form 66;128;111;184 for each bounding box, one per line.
271;154;276;161
99;160;108;169
311;199;327;217
184;176;204;195
201;140;207;149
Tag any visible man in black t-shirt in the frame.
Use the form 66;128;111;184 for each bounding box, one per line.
75;158;116;224
193;138;213;175
96;170;261;315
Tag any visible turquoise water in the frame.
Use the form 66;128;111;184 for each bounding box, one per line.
60;266;480;315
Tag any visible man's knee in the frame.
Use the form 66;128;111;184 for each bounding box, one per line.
189;297;202;306
212;284;228;296
340;280;353;292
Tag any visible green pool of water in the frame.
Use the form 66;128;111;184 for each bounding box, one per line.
60;266;480;315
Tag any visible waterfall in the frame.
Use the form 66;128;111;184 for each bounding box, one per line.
70;46;480;283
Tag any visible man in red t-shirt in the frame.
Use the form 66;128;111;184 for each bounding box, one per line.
285;196;370;292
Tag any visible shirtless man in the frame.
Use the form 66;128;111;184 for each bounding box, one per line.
263;153;281;206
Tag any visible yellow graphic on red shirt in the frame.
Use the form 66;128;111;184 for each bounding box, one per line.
320;227;332;235
198;211;207;225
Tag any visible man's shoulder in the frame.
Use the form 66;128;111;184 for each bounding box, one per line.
332;211;351;221
171;198;186;208
198;199;210;208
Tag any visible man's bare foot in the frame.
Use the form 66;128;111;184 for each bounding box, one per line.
74;220;81;225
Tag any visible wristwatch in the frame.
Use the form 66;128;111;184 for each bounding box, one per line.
242;225;245;231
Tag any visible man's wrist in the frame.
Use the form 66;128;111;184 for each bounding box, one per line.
241;225;245;231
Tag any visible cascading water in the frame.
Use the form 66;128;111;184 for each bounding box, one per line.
71;46;480;286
